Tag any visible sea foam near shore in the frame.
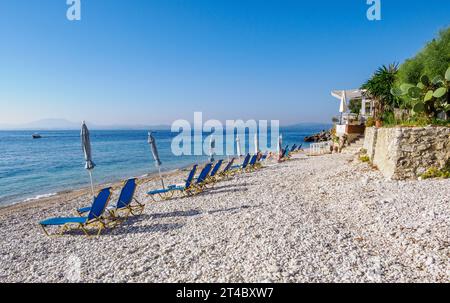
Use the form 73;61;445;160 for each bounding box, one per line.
23;193;57;202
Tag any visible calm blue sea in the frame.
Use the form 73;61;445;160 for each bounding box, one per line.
0;125;329;206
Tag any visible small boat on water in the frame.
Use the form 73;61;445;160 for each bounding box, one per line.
32;133;42;139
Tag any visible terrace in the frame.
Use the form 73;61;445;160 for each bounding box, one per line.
331;89;374;139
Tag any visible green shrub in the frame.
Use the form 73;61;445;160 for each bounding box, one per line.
397;27;450;85
365;117;375;127
421;166;450;179
384;27;450;125
359;155;370;163
398;115;450;127
382;111;398;127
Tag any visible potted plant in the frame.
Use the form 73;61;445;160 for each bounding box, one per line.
365;117;375;127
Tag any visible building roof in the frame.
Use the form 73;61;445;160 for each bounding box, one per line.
331;89;367;100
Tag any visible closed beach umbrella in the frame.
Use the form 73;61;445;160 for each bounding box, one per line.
148;132;165;189
339;90;347;124
254;133;259;154
236;135;241;157
81;121;95;197
339;90;347;113
209;136;216;162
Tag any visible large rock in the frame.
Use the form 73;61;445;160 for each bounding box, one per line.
304;130;332;143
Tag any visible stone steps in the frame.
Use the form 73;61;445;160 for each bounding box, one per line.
341;136;365;154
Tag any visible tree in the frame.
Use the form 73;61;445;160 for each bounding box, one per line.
397;27;450;84
361;63;399;121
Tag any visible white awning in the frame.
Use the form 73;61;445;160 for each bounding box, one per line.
331;89;366;100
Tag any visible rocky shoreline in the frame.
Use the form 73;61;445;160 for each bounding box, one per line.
0;153;448;282
304;130;332;142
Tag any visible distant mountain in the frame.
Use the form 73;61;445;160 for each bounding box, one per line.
21;119;80;130
0;119;171;130
0;118;330;131
284;122;332;129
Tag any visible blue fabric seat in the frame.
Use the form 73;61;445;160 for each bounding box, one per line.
281;145;290;158
231;154;251;170
209;160;223;178
147;165;198;200
40;217;88;226
148;186;184;195
244;154;261;172
39;187;112;237
78;178;143;219
221;158;235;174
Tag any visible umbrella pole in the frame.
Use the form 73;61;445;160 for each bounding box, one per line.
158;166;165;189
88;170;95;198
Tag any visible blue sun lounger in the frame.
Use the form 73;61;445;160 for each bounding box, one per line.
77;178;144;220
231;154;251;173
290;144;297;152
148;165;198;201
259;152;268;161
282;145;290;157
39;187;112;237
204;159;223;184
220;158;235;176
190;163;214;193
245;155;259;172
208;158;235;181
209;159;223;178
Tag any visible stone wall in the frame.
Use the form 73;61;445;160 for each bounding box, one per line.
372;128;401;179
363;127;377;160
364;126;450;180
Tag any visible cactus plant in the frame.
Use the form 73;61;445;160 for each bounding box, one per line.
408;86;422;99
391;66;450;120
413;102;425;113
424;90;434;102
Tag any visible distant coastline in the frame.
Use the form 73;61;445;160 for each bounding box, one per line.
0;118;331;131
0;118;172;131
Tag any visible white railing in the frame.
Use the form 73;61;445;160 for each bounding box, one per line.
309;141;333;156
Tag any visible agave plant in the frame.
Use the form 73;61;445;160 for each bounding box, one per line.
391;66;450;119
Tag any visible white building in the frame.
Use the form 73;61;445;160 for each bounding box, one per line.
331;89;374;139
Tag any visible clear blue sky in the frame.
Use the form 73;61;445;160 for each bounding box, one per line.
0;0;449;126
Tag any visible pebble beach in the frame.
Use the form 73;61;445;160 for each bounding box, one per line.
0;152;448;283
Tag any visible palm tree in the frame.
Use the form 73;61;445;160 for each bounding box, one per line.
361;63;399;123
